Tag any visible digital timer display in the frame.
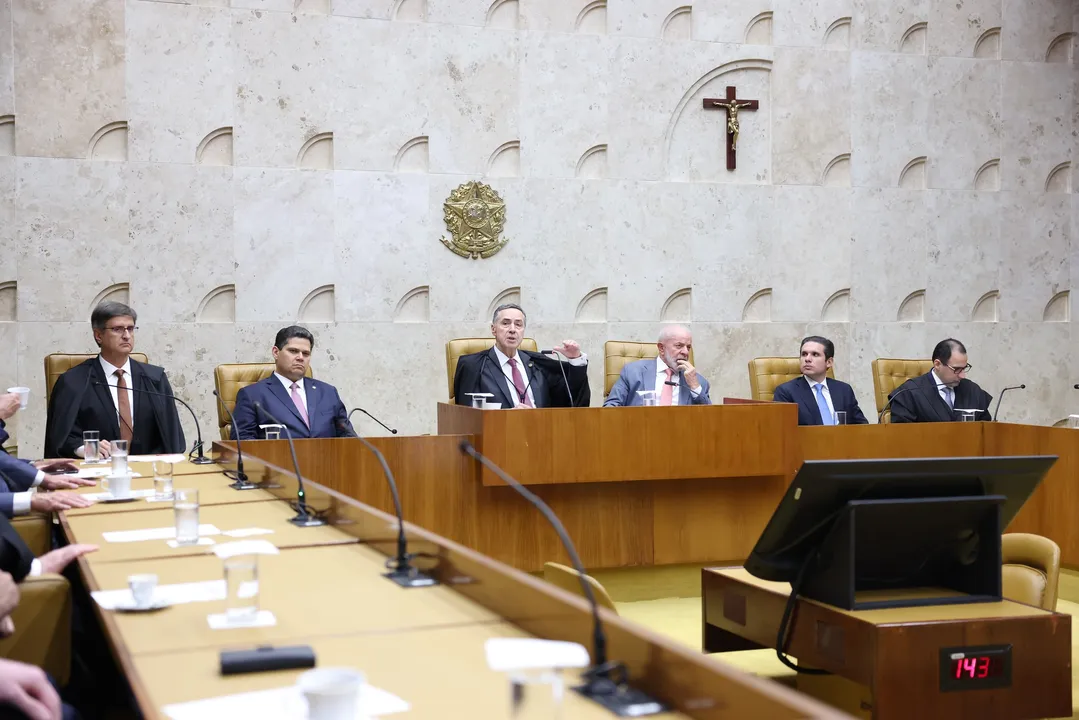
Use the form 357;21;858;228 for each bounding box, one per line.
939;645;1012;692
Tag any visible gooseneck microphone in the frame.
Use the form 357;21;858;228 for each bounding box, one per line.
992;384;1025;422
212;389;257;490
878;385;916;423
337;419;437;588
346;408;397;435
93;381;212;464
253;402;325;527
541;349;576;408
459;441;667;717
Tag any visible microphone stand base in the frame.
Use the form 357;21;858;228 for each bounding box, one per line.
573;683;668;718
288;514;327;527
383;567;438;588
191;456;215;465
229;480;260;491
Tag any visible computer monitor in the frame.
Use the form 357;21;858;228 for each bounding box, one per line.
745;456;1056;584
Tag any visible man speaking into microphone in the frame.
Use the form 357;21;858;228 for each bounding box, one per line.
453;304;591;408
44;302;185;458
889;338;993;423
603;325;711;406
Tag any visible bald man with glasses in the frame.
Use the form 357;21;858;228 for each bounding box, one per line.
888;338;993;423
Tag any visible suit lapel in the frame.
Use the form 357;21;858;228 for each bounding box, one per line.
305;381;319;426
677;371;692;405
89;361;121;437
644;360;658;393
921;374;954;422
482;349;515;408
795;379;824;425
129;360;152;438
522;353;545;407
267;377;307;427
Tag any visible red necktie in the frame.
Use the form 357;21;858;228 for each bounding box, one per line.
115;370;133;442
659;368;674;406
508;358;533;408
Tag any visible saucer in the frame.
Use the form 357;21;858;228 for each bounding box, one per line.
113;598;171;613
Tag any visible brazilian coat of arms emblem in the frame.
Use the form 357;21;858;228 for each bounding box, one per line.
440;181;510;259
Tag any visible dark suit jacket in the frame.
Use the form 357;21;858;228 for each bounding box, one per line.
231;376;353;440
772;377;869;425
453;348;591;408
0;422;38;493
889;372;993;423
44;357;186;459
0;515;34;582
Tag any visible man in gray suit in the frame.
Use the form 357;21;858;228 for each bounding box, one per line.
604;325;711;406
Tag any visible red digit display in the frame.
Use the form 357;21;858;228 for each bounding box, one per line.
940;645;1011;692
976;656;990;679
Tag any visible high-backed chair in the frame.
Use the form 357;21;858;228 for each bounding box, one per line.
603;341;696;398
0;574;73;685
871;358;932;422
1001;533;1060;611
213;363;314;440
541;562;617;612
44;353;149;406
445;338;538;403
747;357;834;402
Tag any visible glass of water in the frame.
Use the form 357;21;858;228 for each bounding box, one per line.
111;439;129;476
224;554;260;623
83;431;102;464
834;411;848;426
173;488;200;545
508;670;566;720
153;460;174;500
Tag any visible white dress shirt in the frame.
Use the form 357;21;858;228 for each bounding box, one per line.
99;355;135;433
804;376;836;418
275;373;308;413
10;469;45;516
492;347;588;408
656;358;702;406
931;370;952;407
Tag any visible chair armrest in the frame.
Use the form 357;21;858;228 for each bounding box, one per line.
0;574;72;685
11;514;51;557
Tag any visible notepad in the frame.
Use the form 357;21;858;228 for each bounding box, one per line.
162;684;409;719
83;489;157;502
103;524;221;543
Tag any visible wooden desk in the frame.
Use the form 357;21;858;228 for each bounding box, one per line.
66;471;276;517
64;502;356;564
82;545;504;655
702;567;1072;719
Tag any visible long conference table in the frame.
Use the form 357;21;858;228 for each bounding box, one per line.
228;402;1079;573
59;454;848;719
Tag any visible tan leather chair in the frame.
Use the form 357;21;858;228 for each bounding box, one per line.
604;341;696;398
445;338;538;402
748;357;834;402
213;363;314;440
542;562;617;612
871;358;932;422
44;353;149;406
1002;533;1060;611
0;574;73;685
11;516;50;557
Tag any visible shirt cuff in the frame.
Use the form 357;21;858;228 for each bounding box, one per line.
565;352;587;367
689;385;702;397
31;470;44;488
12;491;33;515
29;559;41;577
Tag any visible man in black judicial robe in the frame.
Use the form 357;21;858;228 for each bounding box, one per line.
889;338;993;423
453;303;591;409
44;302;185;459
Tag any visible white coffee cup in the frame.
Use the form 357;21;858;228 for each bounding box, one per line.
108;473;133;499
6;387;29;410
299;668;364;720
128;574;158;608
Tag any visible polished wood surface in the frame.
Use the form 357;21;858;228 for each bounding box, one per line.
66;471;276;517
702;567;1072;719
59;452;847;720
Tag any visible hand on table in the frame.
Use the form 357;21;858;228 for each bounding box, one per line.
37;544;98;575
0;658;61;720
30;492;94;514
39;475;96;491
32;459;78;473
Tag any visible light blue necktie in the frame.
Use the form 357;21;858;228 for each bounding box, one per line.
944;386;954;409
814;383;833;426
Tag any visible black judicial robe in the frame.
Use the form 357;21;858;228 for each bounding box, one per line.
453;348;591;408
888;372;993;423
44;357;186;459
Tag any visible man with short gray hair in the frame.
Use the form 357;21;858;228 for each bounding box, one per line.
44;301;185;458
604;325;711;406
452;303;591;408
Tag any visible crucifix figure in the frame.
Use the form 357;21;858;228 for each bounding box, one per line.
703;86;759;170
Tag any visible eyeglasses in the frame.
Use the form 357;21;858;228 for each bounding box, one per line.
104;326;138;336
947;364;972;374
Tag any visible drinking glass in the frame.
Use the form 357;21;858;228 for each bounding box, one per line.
173;488;200;545
111;439;129;476
1067;414;1079;429
224;554;260;622
834;411;848;426
960;411;977;422
636;390;658;407
259;424;283;441
508;670;566;720
83;431;102;464
153;460;174;500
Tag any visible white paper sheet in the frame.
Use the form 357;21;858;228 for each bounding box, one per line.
128;454;187;463
83;489;157;502
207;610;276;630
485;638;590;671
78;468;143;479
92;579;226;610
212;540;278;558
162;683;409;720
166;537;216;548
222;527;274;538
103;524;221;543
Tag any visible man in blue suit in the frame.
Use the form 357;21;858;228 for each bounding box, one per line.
772;336;868;425
604;325;711;406
231;326;355;440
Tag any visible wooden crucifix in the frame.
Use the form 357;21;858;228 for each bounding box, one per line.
703;86;759;170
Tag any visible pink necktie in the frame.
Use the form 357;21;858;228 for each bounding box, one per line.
508;358;533;408
659;368;674;406
290;382;309;426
